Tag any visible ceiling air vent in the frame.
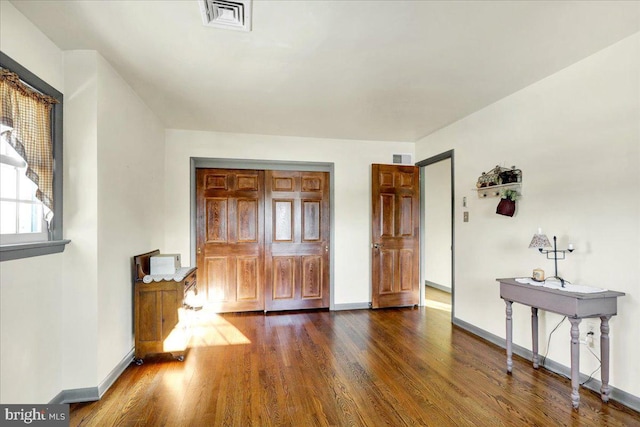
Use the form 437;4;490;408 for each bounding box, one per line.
393;154;412;165
199;0;252;32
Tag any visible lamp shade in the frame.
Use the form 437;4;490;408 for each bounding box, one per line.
529;233;551;249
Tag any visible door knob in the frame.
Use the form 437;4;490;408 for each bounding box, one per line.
197;247;202;255
373;243;382;249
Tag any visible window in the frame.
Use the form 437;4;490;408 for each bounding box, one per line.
0;52;68;261
0;137;49;243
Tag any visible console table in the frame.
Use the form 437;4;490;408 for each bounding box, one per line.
497;278;625;408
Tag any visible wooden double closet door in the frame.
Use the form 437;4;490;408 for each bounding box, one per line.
196;168;330;313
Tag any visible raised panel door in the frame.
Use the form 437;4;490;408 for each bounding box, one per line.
371;164;420;308
196;169;265;313
265;170;330;311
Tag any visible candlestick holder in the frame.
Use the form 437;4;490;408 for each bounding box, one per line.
529;233;574;287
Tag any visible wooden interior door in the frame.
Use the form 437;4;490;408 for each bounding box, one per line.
265;170;330;311
196;169;265;313
371;164;420;308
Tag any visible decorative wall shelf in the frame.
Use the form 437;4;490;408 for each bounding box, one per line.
475;182;522;198
475;165;523;198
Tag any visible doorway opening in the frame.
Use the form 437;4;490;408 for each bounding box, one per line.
417;150;454;319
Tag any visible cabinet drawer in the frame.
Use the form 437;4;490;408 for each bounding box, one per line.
184;271;197;294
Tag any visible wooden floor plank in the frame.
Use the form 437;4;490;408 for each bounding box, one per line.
70;289;640;426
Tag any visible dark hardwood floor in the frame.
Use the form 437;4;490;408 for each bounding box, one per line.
70;288;640;426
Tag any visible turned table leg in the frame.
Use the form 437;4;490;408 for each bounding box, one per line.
505;300;513;374
600;315;612;402
569;317;582;409
531;307;539;369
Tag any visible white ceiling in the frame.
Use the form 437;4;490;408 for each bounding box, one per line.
10;0;640;142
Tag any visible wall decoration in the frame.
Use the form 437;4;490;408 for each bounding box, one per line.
496;188;520;217
475;165;522;200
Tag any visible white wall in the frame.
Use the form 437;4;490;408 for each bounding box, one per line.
61;51;100;391
423;158;452;290
95;53;165;381
416;33;640;398
164;130;414;305
0;1;63;91
4;0;637;407
0;255;65;403
1;1;166;402
62;49;166;390
0;0;66;404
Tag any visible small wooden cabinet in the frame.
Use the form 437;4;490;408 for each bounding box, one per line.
133;250;197;364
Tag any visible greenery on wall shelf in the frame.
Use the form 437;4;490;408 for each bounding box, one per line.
500;188;520;201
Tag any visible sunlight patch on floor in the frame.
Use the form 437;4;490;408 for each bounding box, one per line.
161;369;189;394
163;307;190;352
424;299;451;313
187;309;251;347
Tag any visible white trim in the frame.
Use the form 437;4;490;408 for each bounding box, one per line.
0;153;26;168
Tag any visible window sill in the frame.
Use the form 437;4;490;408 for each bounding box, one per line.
0;239;71;262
